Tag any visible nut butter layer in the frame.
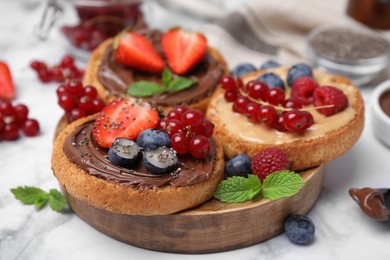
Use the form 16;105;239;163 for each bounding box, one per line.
51;115;224;215
206;67;364;170
84;29;228;112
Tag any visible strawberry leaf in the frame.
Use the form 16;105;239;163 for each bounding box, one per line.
167;77;196;93
128;81;165;97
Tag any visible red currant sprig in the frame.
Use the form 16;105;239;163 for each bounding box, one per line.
219;75;326;133
0;99;40;141
30;55;84;84
159;106;214;159
56;80;105;123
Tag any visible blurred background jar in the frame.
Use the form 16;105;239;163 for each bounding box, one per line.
36;0;145;55
347;0;390;30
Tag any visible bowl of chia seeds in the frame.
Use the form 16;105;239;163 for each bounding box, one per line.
307;26;390;86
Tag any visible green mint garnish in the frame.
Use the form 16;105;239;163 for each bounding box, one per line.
213;170;304;203
127;67;197;97
11;186;68;212
213;174;262;203
262;170;304;200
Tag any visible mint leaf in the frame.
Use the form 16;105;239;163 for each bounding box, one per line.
48;189;67;212
128;81;164;97
167;77;196;93
11;186;68;212
35;196;48;210
262;170;304;200
214;174;262;203
162;67;172;87
11;186;48;205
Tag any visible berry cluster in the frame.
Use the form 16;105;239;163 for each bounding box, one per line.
225;147;290;182
61;24;108;52
158;106;214;159
0;99;40;141
56;80;105;122
221;75;314;133
30;55;84;84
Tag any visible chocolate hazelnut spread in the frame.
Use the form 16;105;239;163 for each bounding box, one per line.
63;120;216;189
379;90;390;118
98;29;225;106
349;187;389;221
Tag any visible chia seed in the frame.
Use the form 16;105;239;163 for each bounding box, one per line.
310;27;389;60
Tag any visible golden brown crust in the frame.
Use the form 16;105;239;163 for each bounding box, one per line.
206;68;364;171
51;116;225;215
83;38;229;113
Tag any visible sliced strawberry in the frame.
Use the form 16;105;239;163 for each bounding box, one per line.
113;32;165;73
0;61;16;100
92;98;159;148
161;28;207;75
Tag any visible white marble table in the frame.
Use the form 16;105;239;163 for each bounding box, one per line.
1;0;390;259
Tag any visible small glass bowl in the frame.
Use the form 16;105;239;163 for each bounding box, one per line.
307;25;390;86
371;79;390;147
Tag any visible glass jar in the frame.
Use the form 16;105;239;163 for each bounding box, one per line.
36;0;145;55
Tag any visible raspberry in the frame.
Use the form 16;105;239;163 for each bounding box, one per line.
251;147;290;181
313;86;348;116
290;77;319;105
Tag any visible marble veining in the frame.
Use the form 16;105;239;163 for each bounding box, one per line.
1;0;390;259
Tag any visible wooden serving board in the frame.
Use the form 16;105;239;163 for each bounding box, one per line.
65;166;325;253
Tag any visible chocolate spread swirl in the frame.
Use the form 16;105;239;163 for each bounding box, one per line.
63;120;216;189
97;29;225;106
349;187;390;221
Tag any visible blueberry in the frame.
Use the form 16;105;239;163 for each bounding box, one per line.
143;146;178;174
260;60;281;70
284;214;315;245
136;129;170;150
225;154;252;177
287;63;313;86
231;63;257;77
108;138;141;168
257;72;285;89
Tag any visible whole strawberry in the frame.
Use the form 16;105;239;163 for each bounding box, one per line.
251;147;290;181
313;86;348;116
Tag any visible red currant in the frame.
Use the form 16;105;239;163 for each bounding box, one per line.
0;100;15;117
66;80;83;96
83;85;98;99
233;96;250;114
283;110;313;133
245;102;260;122
37;68;52;83
90;99;105;113
224;90;238;102
22;119;40;136
78;95;93;112
171;132;190;154
67;107;87;122
0;117;5;133
30;60;47;71
220;75;237;91
56;84;69;96
282;98;302;109
157;119;168;131
60;55;75;69
189;135;211;158
273;113;288;132
257;105;277;127
181;109;204;133
199;119;214;138
165;119;184;137
58;93;77;112
3;123;19;140
266;88;285;105
247;81;268;101
14;104;29;125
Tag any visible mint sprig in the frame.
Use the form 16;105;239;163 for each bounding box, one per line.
11;186;68;212
213;170;304;203
128;67;197;97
